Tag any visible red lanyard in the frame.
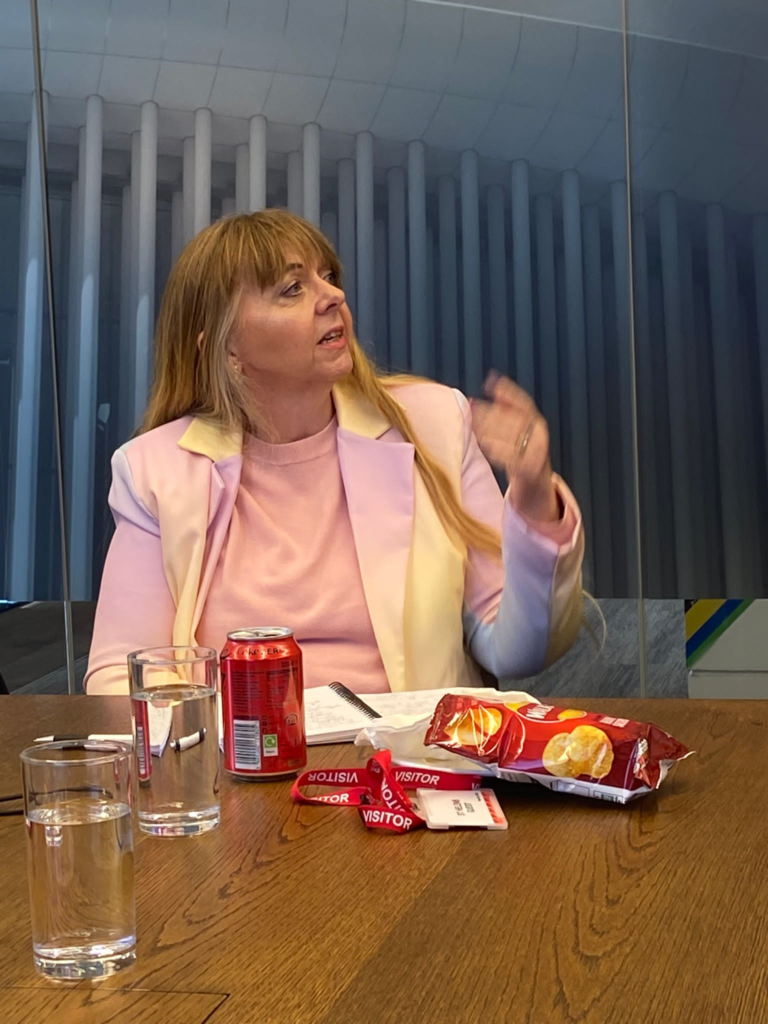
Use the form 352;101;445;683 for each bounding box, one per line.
291;750;483;833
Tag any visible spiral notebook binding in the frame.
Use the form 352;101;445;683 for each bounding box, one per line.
328;681;381;719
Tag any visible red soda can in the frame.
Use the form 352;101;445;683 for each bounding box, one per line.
220;627;306;779
132;697;152;786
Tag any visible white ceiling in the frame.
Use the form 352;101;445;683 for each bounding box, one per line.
0;0;766;213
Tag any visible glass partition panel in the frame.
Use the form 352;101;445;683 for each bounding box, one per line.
627;0;768;697
0;0;73;693
35;0;642;698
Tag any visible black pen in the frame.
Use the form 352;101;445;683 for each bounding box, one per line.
35;733;133;744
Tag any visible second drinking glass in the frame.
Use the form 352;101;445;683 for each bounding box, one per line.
128;646;220;837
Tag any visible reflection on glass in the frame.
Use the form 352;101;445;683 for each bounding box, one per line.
627;7;768;600
0;2;71;696
1;2;48;602
1;2;62;609
21;3;639;606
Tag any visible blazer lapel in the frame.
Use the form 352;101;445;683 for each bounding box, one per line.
334;384;415;692
172;419;244;647
337;429;414;692
191;455;243;642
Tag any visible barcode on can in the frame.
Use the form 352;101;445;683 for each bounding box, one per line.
233;719;261;770
136;724;147;776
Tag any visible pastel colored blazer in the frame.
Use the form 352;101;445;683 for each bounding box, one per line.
85;381;584;695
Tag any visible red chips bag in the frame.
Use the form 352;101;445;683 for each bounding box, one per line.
425;696;692;804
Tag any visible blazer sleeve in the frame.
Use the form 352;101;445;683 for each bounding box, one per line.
84;447;176;695
455;391;585;681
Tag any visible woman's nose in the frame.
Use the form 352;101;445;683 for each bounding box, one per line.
318;279;345;309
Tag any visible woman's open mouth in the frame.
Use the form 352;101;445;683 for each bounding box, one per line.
318;328;347;349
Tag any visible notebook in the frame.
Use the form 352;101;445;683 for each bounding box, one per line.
147;703;173;756
304;682;483;745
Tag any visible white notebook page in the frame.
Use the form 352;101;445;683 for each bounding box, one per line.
303;686;517;744
304;685;377;741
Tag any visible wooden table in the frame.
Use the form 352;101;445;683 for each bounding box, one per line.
0;696;765;1024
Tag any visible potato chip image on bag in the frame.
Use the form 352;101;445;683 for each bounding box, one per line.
542;726;614;779
541;733;581;778
447;704;503;755
425;696;691;804
438;702;525;765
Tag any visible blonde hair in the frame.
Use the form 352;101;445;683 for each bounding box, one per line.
143;209;501;558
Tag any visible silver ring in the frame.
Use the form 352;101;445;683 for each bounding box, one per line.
516;417;536;459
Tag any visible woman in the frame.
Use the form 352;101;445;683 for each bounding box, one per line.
86;209;584;695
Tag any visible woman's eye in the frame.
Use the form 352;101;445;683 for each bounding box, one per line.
282;280;301;297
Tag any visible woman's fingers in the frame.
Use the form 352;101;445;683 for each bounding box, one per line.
483;372;536;414
471;400;550;476
471;398;529;442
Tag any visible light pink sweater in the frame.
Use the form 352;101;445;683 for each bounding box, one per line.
197;418;388;692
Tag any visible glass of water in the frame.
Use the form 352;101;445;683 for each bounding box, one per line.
19;740;136;979
128;646;220;837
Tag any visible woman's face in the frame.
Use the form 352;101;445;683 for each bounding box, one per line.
230;253;354;389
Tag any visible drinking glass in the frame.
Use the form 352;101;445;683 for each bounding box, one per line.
20;740;136;979
128;646;220;837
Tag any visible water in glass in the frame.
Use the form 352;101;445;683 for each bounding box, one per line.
27;797;135;978
131;684;220;836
